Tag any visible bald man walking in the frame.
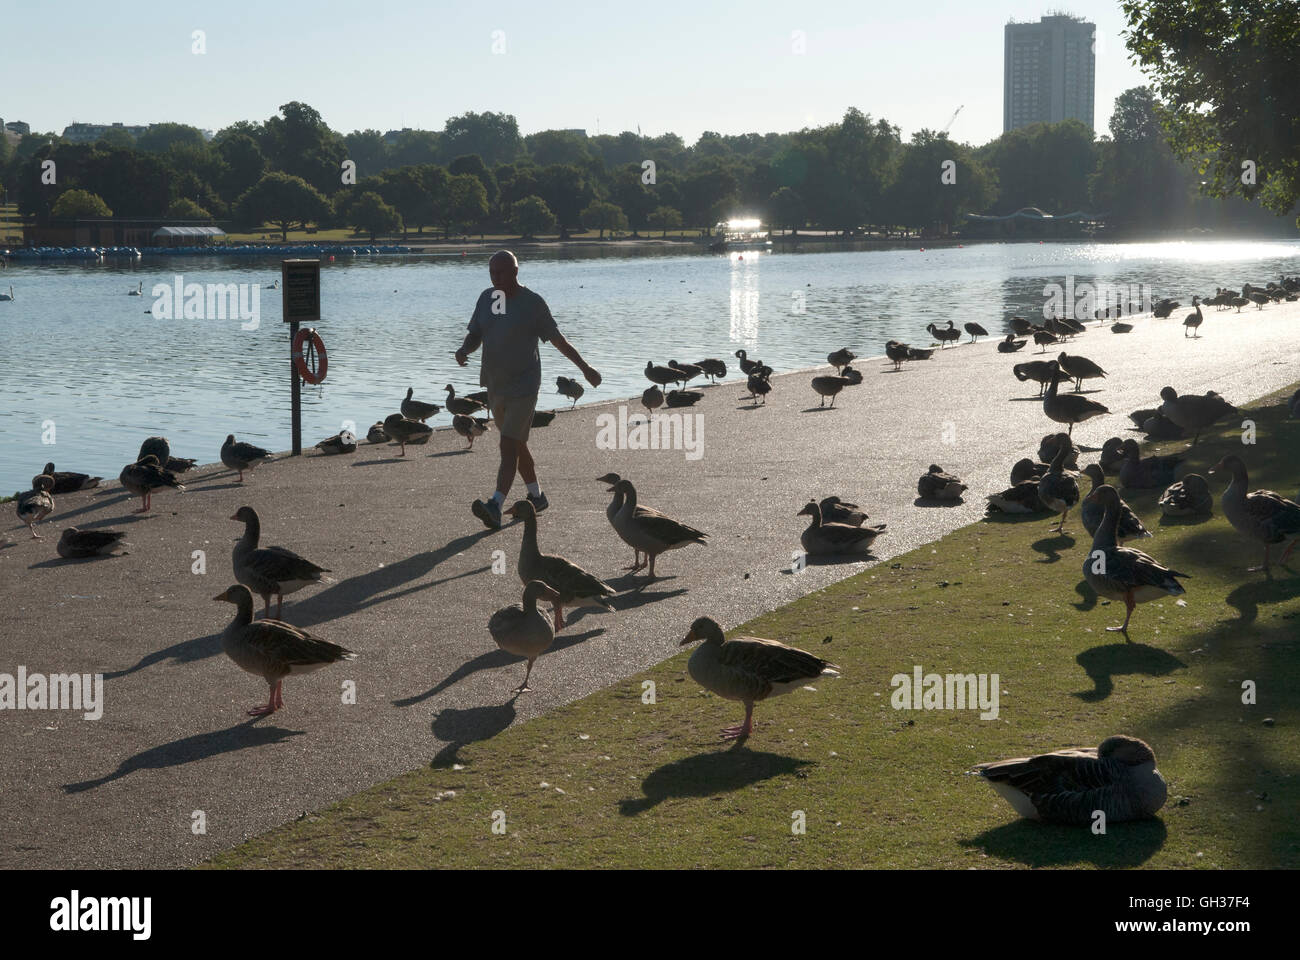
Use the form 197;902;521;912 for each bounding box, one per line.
456;251;601;529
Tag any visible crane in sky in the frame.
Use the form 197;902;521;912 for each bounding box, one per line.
942;105;965;135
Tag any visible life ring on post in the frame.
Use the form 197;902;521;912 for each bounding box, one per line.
292;328;328;384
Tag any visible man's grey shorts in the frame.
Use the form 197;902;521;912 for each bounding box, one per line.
489;392;538;442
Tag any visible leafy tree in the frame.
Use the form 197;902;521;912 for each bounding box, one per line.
767;186;806;231
535;163;595;238
260;102;346;194
165;197;211;219
95;127;136;149
236;172;331;240
581;200;628;237
343;129;388;178
510;195;557;238
348;191;402;241
51;188;112;218
885;131;996;234
388;129;441;168
1088;88;1191;231
137;123;208;154
646;205;683;237
444;173;488;236
215;133;267;206
448;154;498;205
442;111;522;166
526;130;594;168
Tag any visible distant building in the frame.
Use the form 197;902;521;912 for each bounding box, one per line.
62;121;148;143
5;120;30;136
558;129;587;138
1004;14;1095;133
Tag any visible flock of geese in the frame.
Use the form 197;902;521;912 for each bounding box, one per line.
10;271;1300;825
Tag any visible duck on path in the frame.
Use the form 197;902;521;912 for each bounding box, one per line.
221;434;275;482
1014;360;1056;397
926;320;962;348
669;360;704;383
120;455;184;512
1210;455;1300;572
400;387;440;422
57;527;129;559
885;340;912;371
611;478;708;579
973;735;1167;824
367;421;389;444
1043;361;1108;434
40;462;101;494
818;496;867;526
964;321;988;342
139;436;170;466
1159;474;1213;518
1081;464;1150;541
213;584;354;716
1082;485;1187;638
1033;329;1059;352
507;498;615;631
383;413;433;455
1182;296;1204;337
645;361;685;387
315;431;357;455
666;389;703;408
15;475;55;538
231;505;332;619
917;465;967;500
1118;439;1181;490
696;358;727;383
488;580;564;693
997;334;1027;353
641;385;664;415
827;348;856;372
680;615;839;740
734;349;762;376
1158;387;1237;445
1057;352;1107;392
811;374;853;408
452;415;489;449
745;372;772;404
1037;441;1080;533
556;376;585;408
797;500;884;555
445;384;487;416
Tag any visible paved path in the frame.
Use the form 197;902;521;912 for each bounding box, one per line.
3;299;1299;868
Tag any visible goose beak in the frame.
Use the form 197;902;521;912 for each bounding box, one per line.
212;590;228;602
679;627;698;646
228;513;239;521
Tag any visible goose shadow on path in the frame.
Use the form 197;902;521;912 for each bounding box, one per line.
961;818;1167;867
104;631;225;680
63;719;305;793
1073;642;1187;701
429;697;521;768
618;744;814;815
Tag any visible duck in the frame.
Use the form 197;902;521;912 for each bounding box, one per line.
506;498;615;631
119;455;184;513
382;413;433;455
1009;316;1034;336
1037;441;1080;532
665;389;703;408
138;436;170;466
466;390;490;406
1098;437;1126;474
668;360;704;383
997;333;1027;353
1057;314;1087;337
1118;439;1181;489
1013;360;1055;397
818;496;867;526
885;340;912;371
695;358;727;383
556;375;585;408
1210;455;1300;572
1111;321;1134;334
1158;387;1237;445
797;499;884;555
488;580;563;692
452;414;489;448
444;384;487;416
265;279;280;290
164;456;197;474
810;374;853;408
1182;296;1203;337
745;372;772;404
734;349;762;376
611;478;709;579
221;434;275;482
57;527;128;558
917;464;967;500
1043;361;1109;434
40;462;101;494
213;584;355;716
839;364;863;385
964;321;988;342
1009;458;1048;486
127;281;143;296
1080;465;1150;541
315;431;357;455
827;347;856;371
400;387;440;421
644;361;685;387
1038;433;1079;471
531;410;557;428
15;475;55;538
641;385;664;414
985;481;1045;514
1140;412;1185;441
1033;329;1059;352
1152;297;1180;318
972;735;1167;824
1056;352;1106;392
1082;485;1188;638
680;615;839;740
231;505;332;619
926;320;962;348
366;421;389;444
906;345;935;361
1159;474;1213;518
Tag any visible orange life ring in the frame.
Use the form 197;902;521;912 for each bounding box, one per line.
292;328;328;384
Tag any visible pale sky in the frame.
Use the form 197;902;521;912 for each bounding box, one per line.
3;0;1149;146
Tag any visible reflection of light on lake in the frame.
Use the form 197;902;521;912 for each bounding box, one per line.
729;254;761;346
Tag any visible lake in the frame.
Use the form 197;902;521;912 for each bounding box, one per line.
2;239;1298;496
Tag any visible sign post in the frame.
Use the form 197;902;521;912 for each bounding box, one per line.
281;259;321;456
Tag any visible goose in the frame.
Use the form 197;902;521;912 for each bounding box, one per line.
231;506;332;619
997;334;1027;353
0;285;13;301
926;320;961;348
15;475;55;538
810;374;852;408
680;615;838;740
556;376;585;408
506;498;615;631
531;410;557;428
138;436;170;466
382;413;433;454
57;527;128;559
645;361;685;387
1044;315;1073;340
964;321;988;342
366;421;389;444
1009;316;1033;336
315;430;357;455
265;279;280;290
445;384;487;416
1210;455;1300;571
164;456;197;474
127;281;142;296
973;735;1166;824
1043;361;1108;434
1141;413;1185;441
1056;352;1106;392
40;462;101;494
452;414;489;449
1032;329;1059;352
466;390;490;406
213;584;354;716
1082;484;1187;637
1037;441;1080;532
1248;291;1269;309
1158;387;1237;445
1128;408;1159;429
797;499;884;555
818;496;867;526
1229;295;1249;311
400;387;440;421
1013;360;1055;397
906;345;935;361
1159;474;1213;518
488;580;564;692
734;349;761;376
1182;296;1203;337
1118;439;1181;489
985;481;1045;514
221;434;275;482
611;478;708;579
668;360;704;383
596;472;659;569
1038;433;1079;471
665;388;703;407
1009;458;1048;486
1151;298;1180;318
1098;437;1126;475
1111;321;1134;333
695;358;727;383
641;385;664;414
827;347;856;372
745;372;772;404
885;340;912;371
1081;464;1150;541
917;464;966;500
119;455;184;512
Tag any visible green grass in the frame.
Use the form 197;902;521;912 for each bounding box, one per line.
205;387;1300;869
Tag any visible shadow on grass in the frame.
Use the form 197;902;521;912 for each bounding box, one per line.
618;745;814;815
1074;642;1187;701
429;698;520;768
981;511;1052;525
1031;530;1077;563
962;817;1167;867
1223;571;1300;623
1071;579;1098;611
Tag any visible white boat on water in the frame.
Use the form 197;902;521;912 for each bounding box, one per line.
704;218;772;252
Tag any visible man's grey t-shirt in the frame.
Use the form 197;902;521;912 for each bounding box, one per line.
465;286;560;399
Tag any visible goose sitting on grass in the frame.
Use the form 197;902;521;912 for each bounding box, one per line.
1038;433;1079;471
611;479;708;579
41;462;101;494
57;527;129;559
1158;387;1237;445
1118;439;1182;490
1098;437;1126;474
1210;455;1300;572
1043;361;1108;434
213;584;355;716
120;455;184;513
489;580;563;693
1010;458;1048;486
16;475;55;538
1159;474;1213;518
797;500;884;555
231;506;332;620
680;615;839;740
973;735;1167;824
507;498;615;631
985;481;1046;514
1082;485;1188;639
1080;464;1150;541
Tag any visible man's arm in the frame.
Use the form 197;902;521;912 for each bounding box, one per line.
551;331;601;387
454;328;482;366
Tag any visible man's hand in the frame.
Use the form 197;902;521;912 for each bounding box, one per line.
582;365;602;388
455;350;468;367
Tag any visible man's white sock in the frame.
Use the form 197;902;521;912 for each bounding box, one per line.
490;491;505;507
525;481;541;497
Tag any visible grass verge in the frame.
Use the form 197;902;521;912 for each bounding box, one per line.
206;387;1300;869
